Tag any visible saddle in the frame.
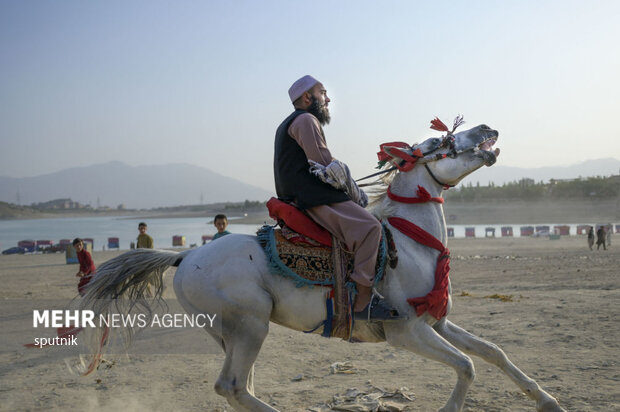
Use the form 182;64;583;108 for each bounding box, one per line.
258;198;397;340
265;197;332;247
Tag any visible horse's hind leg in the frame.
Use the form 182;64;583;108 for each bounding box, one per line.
434;319;566;412
214;317;278;412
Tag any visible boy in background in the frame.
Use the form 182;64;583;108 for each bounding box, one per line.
136;222;156;296
136;222;154;248
73;238;96;296
212;214;231;240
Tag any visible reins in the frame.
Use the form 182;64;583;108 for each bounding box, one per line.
356;166;397;187
424;164;455;189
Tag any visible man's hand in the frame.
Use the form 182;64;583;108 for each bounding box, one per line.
308;159;368;207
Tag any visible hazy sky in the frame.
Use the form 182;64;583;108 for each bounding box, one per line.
1;0;619;192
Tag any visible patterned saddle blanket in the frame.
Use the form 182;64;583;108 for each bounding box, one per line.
257;224;394;287
257;224;397;340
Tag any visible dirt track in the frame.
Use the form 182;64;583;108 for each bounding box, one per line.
0;235;618;411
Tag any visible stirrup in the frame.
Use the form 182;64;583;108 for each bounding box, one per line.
353;289;405;322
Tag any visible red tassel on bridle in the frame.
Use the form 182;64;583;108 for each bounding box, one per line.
377;142;423;172
431;115;465;135
430;117;450;132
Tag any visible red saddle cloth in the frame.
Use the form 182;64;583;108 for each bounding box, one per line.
266;197;332;247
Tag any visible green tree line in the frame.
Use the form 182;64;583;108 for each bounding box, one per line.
445;176;619;201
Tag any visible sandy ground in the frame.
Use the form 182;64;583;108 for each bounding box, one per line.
0;236;618;412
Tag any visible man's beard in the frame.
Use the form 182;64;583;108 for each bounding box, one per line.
308;97;330;125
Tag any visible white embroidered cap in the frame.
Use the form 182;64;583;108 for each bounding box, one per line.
288;75;319;103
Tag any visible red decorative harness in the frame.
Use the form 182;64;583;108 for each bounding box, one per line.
387;185;444;204
373;118;458;320
377;142;424;172
387;216;450;320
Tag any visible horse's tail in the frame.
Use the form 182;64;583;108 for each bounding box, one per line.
77;248;191;375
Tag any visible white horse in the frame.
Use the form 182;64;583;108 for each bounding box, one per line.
80;123;565;412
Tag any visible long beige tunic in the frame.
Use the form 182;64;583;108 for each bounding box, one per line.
288;113;381;287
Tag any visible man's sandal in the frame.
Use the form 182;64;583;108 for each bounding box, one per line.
353;290;406;322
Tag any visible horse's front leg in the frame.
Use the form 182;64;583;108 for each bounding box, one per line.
434;319;566;412
386;319;475;412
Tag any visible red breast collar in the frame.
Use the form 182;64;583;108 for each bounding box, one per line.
386;216;450;321
387;185;444;204
386;216;445;252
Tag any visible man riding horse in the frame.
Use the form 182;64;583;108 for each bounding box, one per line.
273;75;400;321
80;101;566;411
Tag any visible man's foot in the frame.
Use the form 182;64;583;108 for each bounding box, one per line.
353;294;405;322
353;284;372;312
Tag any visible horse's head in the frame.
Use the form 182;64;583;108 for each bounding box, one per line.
378;123;499;189
420;124;499;187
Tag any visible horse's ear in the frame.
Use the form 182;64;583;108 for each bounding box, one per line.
382;146;410;168
377;142;418;171
382;145;412;157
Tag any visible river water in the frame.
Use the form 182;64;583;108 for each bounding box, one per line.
0;216;265;251
0;216;605;252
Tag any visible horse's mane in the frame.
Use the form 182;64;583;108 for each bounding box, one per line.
367;167;399;220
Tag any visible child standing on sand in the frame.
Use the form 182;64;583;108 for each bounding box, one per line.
73;238;96;296
212;214;231;240
136;222;154;248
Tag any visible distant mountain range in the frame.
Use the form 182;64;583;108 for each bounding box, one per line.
0;162;274;209
460;158;620;187
0;158;618;209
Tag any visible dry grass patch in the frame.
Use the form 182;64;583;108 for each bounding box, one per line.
484;293;514;302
